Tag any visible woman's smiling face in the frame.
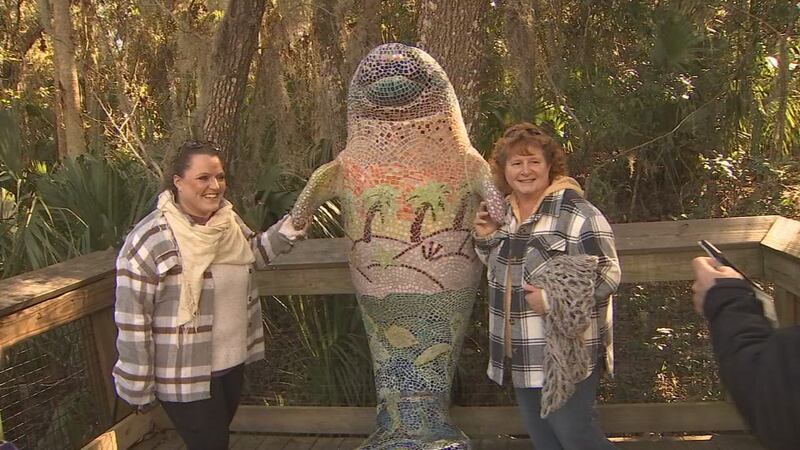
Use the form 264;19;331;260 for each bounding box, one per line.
504;145;552;200
173;154;227;219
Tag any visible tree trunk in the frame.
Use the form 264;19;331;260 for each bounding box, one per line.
201;0;267;171
503;0;537;114
773;33;790;159
37;0;87;157
416;0;489;134
77;0;104;153
1;25;43;90
309;0;348;159
238;4;284;191
410;205;430;243
342;0;382;82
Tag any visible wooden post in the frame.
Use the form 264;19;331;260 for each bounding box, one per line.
761;216;800;327
90;305;131;422
774;287;799;327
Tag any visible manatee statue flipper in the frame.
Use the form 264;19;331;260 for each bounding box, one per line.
291;159;342;229
467;153;506;224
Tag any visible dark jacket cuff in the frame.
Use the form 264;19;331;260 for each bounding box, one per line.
704;278;760;322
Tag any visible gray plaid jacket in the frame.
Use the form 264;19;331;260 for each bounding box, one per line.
475;189;621;388
113;205;293;405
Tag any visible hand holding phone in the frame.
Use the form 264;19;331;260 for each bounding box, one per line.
696;240;777;327
698;240;758;287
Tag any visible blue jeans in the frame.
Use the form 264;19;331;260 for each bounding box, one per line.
514;368;615;450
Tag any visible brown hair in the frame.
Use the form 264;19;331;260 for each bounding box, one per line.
488;122;567;194
160;140;223;196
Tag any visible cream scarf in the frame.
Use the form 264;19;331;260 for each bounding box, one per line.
157;191;255;325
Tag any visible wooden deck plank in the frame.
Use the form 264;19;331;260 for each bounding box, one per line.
232;434;267;450
257;216;778;295
129;429;183;450
228;433;263;450
132;432;765;450
82;410;156;450
231;402;747;436
339;437;365;449
764;249;800;297
760;216;800;260
282;436;320;450
708;433;764;450
267;217;777;269
0;217;774;318
150;431;184;450
310;436;345;449
254;435;292;450
257;241;766;295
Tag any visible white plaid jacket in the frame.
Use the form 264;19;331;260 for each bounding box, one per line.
475;189;621;388
113;204;293;405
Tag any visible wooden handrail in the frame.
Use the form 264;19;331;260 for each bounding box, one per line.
0;249;116;317
0;216;787;337
257;216;780;295
269;216;780;268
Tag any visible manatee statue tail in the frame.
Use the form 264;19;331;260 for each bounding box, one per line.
355;289;476;450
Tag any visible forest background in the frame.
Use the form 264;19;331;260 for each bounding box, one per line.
1;0;800;419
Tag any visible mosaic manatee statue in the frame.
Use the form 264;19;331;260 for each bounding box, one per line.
291;43;505;450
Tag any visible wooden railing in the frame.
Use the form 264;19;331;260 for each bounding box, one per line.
0;215;798;449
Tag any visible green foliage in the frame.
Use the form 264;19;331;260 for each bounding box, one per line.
380;0;418;44
602;282;723;403
0;110;83;276
695;150;800;218
651;10;705;70
235;164;301;231
37;156;157;250
0;109;157;277
275;294;375;406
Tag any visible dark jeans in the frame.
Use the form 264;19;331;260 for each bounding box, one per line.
514;368;616;450
161;364;244;450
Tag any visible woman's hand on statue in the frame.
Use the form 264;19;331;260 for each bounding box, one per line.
279;214;308;241
523;284;547;315
474;201;500;237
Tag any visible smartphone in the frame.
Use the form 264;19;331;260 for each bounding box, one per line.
697;240;758;287
698;239;777;327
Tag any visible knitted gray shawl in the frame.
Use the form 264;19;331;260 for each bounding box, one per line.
530;254;600;417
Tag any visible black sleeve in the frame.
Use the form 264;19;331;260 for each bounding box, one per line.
703;278;800;450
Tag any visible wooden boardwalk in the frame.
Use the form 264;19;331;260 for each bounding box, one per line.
132;430;765;450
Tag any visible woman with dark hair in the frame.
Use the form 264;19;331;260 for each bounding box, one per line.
474;123;621;449
113;140;305;450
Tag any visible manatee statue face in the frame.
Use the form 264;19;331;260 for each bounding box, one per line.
348;43;454;121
